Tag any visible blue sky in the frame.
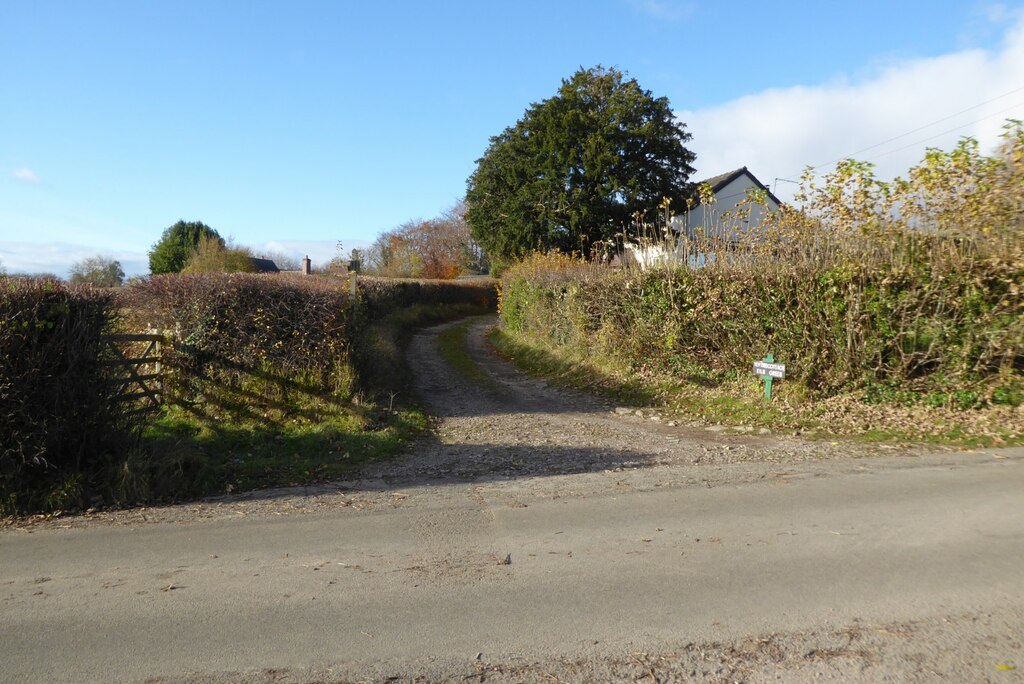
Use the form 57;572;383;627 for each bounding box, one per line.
3;0;1023;276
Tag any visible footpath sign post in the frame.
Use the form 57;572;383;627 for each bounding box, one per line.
753;354;786;400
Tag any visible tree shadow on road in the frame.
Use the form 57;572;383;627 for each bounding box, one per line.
197;436;693;507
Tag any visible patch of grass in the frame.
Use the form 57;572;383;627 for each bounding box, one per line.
672;394;785;426
490;326;660;405
845;425;1006;448
353;302;493;399
435;318;504;392
490;326;757;422
490;327;814;431
137;403;428;501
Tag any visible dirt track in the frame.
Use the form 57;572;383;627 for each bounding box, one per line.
368;315;944;481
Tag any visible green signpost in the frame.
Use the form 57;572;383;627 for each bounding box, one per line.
753;354;786;400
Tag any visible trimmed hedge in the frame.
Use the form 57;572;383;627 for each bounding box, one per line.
121;274;358;421
357;275;497;319
1;278;137;513
3;273;497;514
120;274;498;418
500;254;1023;405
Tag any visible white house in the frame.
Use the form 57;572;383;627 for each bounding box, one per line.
674;167;782;242
614;167;783;270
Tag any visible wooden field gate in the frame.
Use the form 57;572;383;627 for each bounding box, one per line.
102;333;165;414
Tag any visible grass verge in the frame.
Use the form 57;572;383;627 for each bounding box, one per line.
489;327;1023;447
435;317;505;392
136;404;427;501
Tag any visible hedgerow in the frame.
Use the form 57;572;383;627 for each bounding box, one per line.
121;274;358;422
3;273;497;514
357;276;497;319
119;273;498;416
500;125;1024;410
1;278;140;513
501;255;1022;404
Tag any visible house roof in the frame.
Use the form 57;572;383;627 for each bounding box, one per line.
697;166;783;207
250;257;280;273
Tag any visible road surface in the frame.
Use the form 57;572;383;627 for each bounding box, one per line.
2;318;1022;682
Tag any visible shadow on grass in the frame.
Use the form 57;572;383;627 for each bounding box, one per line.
481;326;789;427
135;406;428;503
131;400;685;508
475;325;667;411
168;355;352;426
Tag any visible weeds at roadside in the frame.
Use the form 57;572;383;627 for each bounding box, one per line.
489;326;1022;447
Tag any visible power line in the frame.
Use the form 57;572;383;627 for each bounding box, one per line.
813;84;1024;167
862;100;1024;161
777;84;1024;181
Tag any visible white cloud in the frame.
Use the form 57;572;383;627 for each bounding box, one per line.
0;242;147;278
12;167;41;183
678;9;1024;200
627;0;695;22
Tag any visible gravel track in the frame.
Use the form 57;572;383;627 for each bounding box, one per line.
360;316;981;493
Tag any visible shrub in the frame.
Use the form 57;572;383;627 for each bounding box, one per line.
181;235;258;274
499;125;1024;405
0;278;139;513
121;274;358;422
120;273;499;415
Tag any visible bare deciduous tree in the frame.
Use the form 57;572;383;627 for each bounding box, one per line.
363;202;488;279
69;255;125;287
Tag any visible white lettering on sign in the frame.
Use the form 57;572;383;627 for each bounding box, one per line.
753;362;786;379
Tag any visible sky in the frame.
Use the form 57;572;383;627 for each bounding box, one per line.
2;0;1023;277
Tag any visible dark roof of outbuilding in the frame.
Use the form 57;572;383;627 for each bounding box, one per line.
697;166;783;207
250;257;280;273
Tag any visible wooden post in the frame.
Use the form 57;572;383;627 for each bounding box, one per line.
155;337;163;400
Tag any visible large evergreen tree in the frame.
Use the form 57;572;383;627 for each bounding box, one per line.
465;66;696;262
148;220;223;274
